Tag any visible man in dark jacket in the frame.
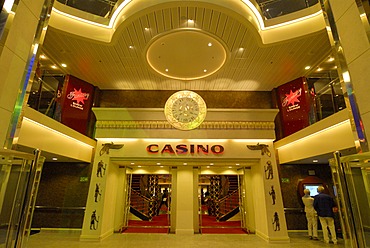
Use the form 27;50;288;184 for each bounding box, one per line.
313;186;337;244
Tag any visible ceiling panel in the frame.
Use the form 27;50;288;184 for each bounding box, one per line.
42;3;332;91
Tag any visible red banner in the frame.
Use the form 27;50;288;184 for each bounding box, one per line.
277;77;314;137
60;75;95;135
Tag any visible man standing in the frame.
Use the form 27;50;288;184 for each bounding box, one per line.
302;189;318;240
313;186;337;244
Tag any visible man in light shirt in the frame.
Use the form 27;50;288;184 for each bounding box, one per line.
302;189;318;240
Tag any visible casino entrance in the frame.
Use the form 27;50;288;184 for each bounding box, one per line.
117;160;255;235
121;165;172;234
198;166;253;234
81;108;287;240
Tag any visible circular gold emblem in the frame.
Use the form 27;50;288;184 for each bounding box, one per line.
164;90;207;130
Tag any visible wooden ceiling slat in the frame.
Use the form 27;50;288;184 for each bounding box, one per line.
196;7;205;28
171;7;180;29
202;8;212;31
216;13;228;39
139;16;152;43
132;19;147;50
179;6;188;28
163;8;172;31
209;10;220;34
155;10;165;34
188;6;196;22
147;12;159;37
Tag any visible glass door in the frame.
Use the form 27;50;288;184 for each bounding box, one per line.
0;149;43;248
330;152;370;248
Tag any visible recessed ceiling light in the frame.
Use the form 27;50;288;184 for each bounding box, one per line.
131;162;135;165
229;166;233;168
160;166;164;168
52;157;58;161
51;65;57;69
203;69;207;72
61;63;67;68
239;48;244;52
129;45;134;49
138;165;141;167
40;54;46;59
210;163;214;165
157;162;161;165
165;68;169;72
188;19;194;23
208;42;212;47
316;67;322;71
305;66;311;70
236;163;240;166
313;159;319;163
144;27;149;31
207;166;210;168
183;163;187;165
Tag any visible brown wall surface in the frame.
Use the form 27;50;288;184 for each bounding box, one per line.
32;162;92;228
98;90;273;109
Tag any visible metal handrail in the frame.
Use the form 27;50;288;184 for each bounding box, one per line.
0;149;35;160
34;206;86;210
215;189;240;220
130;189;158;219
284;208;304;212
215;189;239;203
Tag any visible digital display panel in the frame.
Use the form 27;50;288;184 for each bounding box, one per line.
304;184;322;196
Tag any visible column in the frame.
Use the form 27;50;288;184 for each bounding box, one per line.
0;0;53;148
322;0;370;152
175;165;195;234
80;140;124;240
0;0;53;228
251;142;289;242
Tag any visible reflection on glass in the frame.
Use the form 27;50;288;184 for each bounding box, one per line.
27;75;65;119
307;76;345;122
56;0;119;18
357;0;370;42
334;152;370;247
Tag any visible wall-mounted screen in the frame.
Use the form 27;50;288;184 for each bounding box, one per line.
303;184;322;196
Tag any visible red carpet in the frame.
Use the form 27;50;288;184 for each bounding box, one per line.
201;228;247;234
201;215;240;227
127;214;169;227
200;215;246;234
123;227;168;233
123;214;246;234
122;214;169;233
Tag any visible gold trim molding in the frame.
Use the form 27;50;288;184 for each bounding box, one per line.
96;120;275;130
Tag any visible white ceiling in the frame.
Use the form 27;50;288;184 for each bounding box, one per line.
41;2;333;91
